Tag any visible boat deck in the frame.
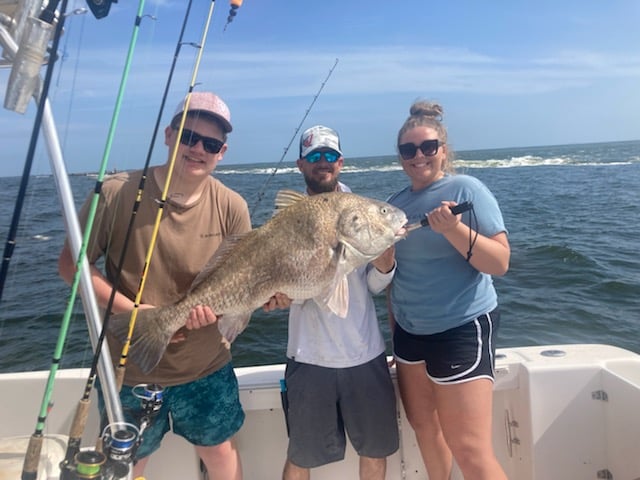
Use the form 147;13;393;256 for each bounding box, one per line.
2;344;640;479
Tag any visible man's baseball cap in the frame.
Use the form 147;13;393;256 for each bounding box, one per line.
299;125;342;158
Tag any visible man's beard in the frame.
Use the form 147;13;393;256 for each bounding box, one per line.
304;172;338;194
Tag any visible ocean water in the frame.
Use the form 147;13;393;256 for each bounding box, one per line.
1;140;639;373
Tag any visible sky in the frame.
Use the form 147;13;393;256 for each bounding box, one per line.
1;0;639;177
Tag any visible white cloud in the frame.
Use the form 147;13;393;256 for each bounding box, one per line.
55;42;640;108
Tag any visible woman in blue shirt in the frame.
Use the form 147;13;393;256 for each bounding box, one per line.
388;100;510;480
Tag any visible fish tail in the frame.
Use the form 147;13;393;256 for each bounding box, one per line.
107;308;174;374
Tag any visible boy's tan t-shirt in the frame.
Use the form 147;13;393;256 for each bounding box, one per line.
80;168;251;386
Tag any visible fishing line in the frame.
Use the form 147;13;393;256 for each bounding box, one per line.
20;1;151;477
56;9;87;151
249;58;339;220
116;0;218;379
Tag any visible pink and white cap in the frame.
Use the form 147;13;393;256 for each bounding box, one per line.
299;125;343;158
172;91;232;133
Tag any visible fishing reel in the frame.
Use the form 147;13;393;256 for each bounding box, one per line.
100;422;140;479
68;450;105;479
58;422;139;480
59;384;162;479
131;383;164;434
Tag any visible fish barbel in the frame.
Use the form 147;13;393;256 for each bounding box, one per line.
108;189;407;373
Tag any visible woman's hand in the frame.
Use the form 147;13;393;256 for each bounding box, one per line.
426;201;461;234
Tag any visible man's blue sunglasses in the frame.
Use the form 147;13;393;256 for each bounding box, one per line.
304;150;340;163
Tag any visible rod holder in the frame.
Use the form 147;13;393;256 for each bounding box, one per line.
4;15;52;114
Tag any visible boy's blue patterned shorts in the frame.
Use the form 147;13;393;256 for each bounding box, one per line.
99;362;244;459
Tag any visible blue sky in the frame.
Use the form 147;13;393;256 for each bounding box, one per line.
1;0;639;176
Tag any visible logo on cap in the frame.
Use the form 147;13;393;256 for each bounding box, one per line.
302;133;314;150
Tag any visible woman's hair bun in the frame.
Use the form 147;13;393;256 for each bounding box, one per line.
409;101;443;121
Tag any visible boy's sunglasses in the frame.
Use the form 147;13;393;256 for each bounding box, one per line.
304;150;340;163
398;139;441;160
177;128;224;154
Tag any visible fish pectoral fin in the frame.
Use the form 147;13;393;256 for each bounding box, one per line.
217;313;252;345
316;274;349;318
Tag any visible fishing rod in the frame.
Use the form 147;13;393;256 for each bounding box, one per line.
0;0;61;302
405;201;473;232
116;0;218;383
19;1;152;479
0;4;127;480
249;58;339;219
62;0;198;456
13;3;89;478
0;2;78;476
405;201;478;262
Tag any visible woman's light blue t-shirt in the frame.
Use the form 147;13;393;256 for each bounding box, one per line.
388;174;506;335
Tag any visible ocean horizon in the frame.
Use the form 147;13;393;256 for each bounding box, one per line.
5;138;638;179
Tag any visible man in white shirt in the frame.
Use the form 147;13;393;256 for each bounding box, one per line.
281;125;399;480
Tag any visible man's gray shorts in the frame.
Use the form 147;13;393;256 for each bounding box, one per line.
283;353;399;468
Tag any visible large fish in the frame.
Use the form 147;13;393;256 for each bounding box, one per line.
108;189;408;373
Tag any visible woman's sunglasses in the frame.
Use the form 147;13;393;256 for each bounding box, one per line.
304;150;340;163
398;139;441;161
177;128;224;154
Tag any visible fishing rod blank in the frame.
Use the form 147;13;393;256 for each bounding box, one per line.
250;58;339;218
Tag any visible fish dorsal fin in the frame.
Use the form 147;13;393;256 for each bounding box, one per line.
189;233;247;291
273;189;306;214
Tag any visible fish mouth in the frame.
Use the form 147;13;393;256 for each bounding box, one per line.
404;221;422;233
395;226;408;239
